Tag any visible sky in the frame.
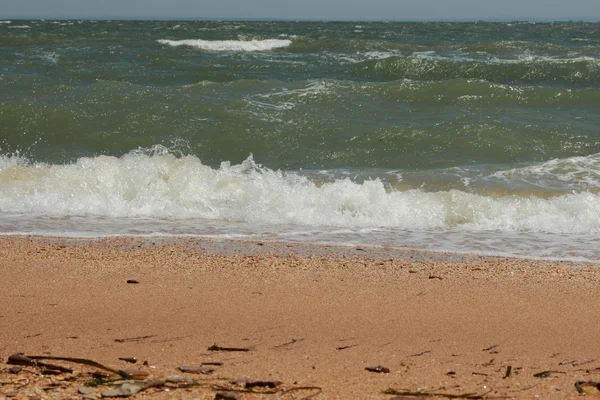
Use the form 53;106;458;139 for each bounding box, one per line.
2;0;600;21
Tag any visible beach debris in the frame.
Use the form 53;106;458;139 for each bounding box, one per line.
177;365;214;375
8;366;22;374
559;359;577;366
104;379;167;398
7;353;128;377
389;397;426;400
126;280;138;284
574;359;596;367
533;370;565;378
118;369;149;379
201;361;224;366
118;357;137;364
92;370;112;379
230;376;253;385
208;344;250;352
336;344;357;351
428;275;443;280
101;382;143;397
8;354;34;365
114;335;155;343
509;383;539;393
274;338;304;349
165;375;194;384
480;358;495;366
8;354;74;374
384;388;492;399
244;379;282;389
215;392;242;400
482;344;499;352
78;387;97;395
365;365;390;373
409;350;431;357
41;368;63;375
228;376;282;389
575;381;600;395
504;365;512;378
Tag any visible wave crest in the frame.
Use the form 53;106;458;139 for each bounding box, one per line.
157;38;292;52
1;149;600;235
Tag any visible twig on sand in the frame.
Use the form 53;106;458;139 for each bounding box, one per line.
8;353;126;377
384;388;493;399
336;344;358;351
409;350;431;357
274;338;304;349
114;335;156;343
214;384;322;400
208;344;250;352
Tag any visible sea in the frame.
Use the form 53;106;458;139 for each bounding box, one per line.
2;20;600;261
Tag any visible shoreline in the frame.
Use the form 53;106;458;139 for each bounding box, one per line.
2;235;600;399
0;232;597;266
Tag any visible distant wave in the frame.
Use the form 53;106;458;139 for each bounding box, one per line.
157;38;292;52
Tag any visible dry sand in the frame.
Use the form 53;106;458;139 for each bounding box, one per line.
1;235;600;399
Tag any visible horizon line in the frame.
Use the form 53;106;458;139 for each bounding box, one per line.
2;16;600;23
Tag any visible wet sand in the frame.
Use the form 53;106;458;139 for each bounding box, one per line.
1;235;600;399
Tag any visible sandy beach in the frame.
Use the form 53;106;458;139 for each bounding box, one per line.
1;235;600;399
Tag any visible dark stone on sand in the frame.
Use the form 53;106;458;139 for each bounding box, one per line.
365;365;390;373
215;392;242;400
126;280;138;284
118;356;137;364
8;366;22;374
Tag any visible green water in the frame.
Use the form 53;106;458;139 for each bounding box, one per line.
2;20;600;171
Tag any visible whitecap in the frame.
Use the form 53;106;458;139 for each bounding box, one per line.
157;38;292;52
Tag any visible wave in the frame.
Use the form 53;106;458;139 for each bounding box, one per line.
490;154;600;191
1;148;600;235
157;38;292;52
351;53;600;84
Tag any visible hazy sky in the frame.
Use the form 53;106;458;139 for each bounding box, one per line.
3;0;600;21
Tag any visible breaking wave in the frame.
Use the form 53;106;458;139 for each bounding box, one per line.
1;148;600;235
157;38;292;51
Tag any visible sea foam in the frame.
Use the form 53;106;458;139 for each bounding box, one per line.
157;38;292;51
1;149;600;235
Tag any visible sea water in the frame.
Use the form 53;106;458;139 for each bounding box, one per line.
2;20;600;261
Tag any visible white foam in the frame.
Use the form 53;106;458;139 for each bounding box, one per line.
8;25;30;29
411;50;600;66
1;149;600;235
0;21;11;24
157;38;292;52
491;153;600;191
